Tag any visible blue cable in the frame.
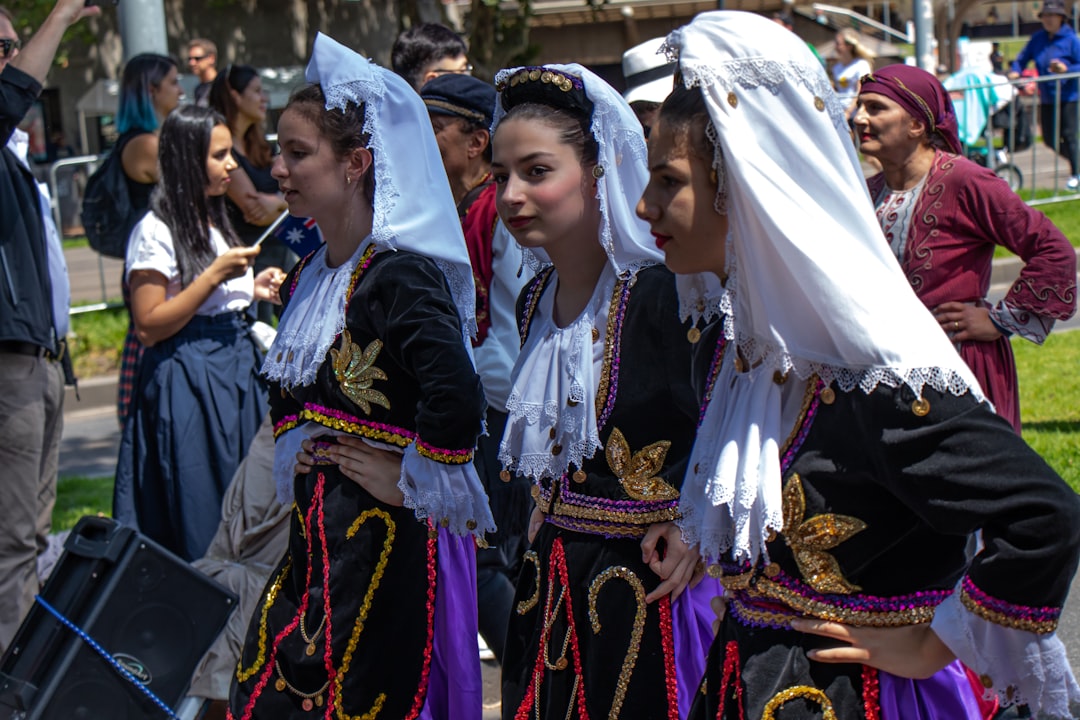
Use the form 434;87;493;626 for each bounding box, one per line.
33;594;181;720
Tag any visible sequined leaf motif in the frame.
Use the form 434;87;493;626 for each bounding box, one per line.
330;330;390;415
604;427;680;502
781;474;866;595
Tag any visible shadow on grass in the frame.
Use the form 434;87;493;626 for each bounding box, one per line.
1024;419;1080;433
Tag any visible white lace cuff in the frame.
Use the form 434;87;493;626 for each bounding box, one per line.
397;444;495;539
990;300;1054;344
931;590;1080;717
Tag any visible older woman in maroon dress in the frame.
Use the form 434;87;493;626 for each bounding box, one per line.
855;64;1076;432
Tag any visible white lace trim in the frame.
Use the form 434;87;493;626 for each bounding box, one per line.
932;590;1080;717
262;241;371;388
662;39;848;130
498;266;615;480
397;444;495;539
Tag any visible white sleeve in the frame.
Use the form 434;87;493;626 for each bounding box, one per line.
125;214;178;283
473;222;532;411
931;582;1080;717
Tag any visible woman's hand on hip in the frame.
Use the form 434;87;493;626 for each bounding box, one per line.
642;521;702;604
933;302;1002;343
295;436;404;506
791;618;956;679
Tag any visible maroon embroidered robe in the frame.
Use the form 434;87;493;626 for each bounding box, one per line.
868;151;1076;432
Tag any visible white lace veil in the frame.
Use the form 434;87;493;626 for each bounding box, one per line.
491;63;662;276
306;32;477;341
667;12;986;563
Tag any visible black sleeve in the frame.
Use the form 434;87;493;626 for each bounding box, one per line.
0;66;42;146
364;252;486;454
865;386;1080;610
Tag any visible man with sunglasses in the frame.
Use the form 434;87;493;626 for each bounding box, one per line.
0;0;98;654
390;22;471;92
186;37;217;107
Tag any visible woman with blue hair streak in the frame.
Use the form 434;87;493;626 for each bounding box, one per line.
111;53;182;426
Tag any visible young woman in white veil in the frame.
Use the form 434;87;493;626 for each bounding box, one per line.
636;11;1080;720
491;64;718;718
229;34;492;719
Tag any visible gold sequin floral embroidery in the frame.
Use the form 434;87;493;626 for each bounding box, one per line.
782;473;866;594
330;330;390;415
605;427;679;502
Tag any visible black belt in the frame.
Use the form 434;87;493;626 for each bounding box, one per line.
0;340;53;359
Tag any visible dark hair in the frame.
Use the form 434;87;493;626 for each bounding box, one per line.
658;83;713;161
0;6;15;26
152;105;241;287
284;84;375;203
117;54;178;134
391;23;467;90
208;64;272;168
499;103;599;166
496;69;599;165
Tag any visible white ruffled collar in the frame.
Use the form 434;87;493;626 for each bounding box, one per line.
261;239;373;388
498;264;617;480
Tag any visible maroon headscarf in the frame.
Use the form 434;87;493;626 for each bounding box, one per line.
858;64;963;155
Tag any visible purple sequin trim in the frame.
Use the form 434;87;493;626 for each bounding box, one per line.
780;378;824;473
596;279;632;432
962;576;1061;624
697;332;727;428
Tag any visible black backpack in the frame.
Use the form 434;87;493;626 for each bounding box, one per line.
81;133;149;259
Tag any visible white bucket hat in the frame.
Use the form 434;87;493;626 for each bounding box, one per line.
622;36;677;104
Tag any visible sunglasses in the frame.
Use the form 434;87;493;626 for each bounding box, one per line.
430;64;474;76
0;38;21;59
187;54;208;62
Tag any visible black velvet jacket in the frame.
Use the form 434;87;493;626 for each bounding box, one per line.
269;248;485;460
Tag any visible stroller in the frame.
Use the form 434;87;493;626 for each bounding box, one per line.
945;69;1027;190
964;97;1032;191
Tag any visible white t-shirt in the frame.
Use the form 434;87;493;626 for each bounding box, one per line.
125;211;253;316
832;58;872;105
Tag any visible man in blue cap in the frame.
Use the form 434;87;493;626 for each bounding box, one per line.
421;73;532;666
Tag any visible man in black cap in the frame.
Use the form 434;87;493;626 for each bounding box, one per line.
421;73;531;666
1010;0;1080;189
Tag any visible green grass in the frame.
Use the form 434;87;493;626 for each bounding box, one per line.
53;475;112;532
67;306;128;378
62;236;88;249
1015;330;1080;490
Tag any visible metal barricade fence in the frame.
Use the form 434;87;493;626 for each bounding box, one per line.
948;70;1080;206
45;154;117;314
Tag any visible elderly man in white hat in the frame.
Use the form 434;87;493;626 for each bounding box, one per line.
621;36;676;136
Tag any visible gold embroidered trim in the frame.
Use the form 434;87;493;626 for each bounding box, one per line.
236;560;291;683
594;278;626;419
549;499;680;526
762;686;837;720
781;473;866;594
588;567;646;719
517;551;541;615
605;427;679;502
960;588;1059;634
723;573;937;627
779;376;819;458
294;408;414;448
334;508;394;719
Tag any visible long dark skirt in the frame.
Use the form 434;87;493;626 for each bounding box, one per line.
113;311;267;561
229;467;479;719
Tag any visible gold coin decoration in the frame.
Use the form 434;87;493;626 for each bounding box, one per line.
820;387;836;405
727;91;738;108
687;327;702;344
573;469;587;483
814;96;826;111
912;398;931;416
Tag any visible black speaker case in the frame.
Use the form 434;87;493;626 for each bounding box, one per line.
0;516;237;720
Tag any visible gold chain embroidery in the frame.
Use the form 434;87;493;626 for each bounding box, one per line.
594;278;626;419
587;566;646;720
